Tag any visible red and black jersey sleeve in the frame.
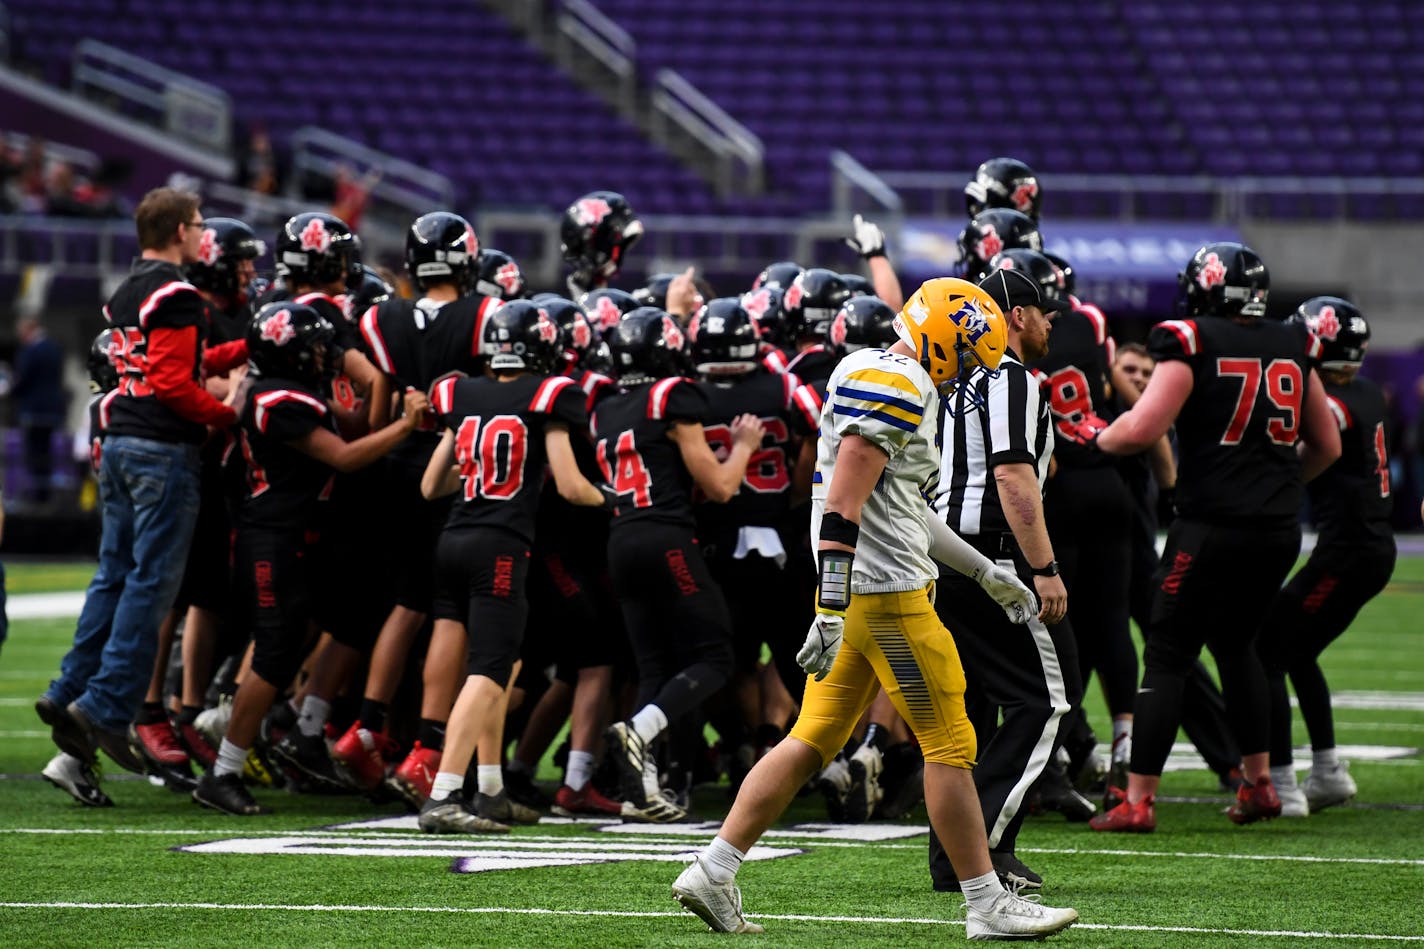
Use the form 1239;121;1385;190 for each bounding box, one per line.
650;377;707;424
139;280;207;331
1148;319;1203;367
789;379;827;439
250;387;329;442
530;375;589;431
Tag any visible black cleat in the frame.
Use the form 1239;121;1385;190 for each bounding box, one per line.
1032;763;1097;822
503;768;552;810
991;850;1044;890
193;770;271;816
271;731;349;791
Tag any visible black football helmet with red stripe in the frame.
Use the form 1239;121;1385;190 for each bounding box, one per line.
475;248;526;301
965;157;1042;221
1290;296;1369;369
406;211;479;293
1043;251;1076;295
483;299;562;374
578;287;641;336
839;273;874;297
988;249;1071;305
186;217;265;303
276;212;362;290
560;190;643;286
689;298;760;377
753;260;802;292
958;209;1042;282
607;306;689;384
1179;242;1269;319
532;293;595;369
633;272;679;310
836;296;898;354
247;301;337;385
783;268;853;341
740;285;789;347
88;328;120;393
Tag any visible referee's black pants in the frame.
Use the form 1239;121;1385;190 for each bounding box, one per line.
927;546;1082;887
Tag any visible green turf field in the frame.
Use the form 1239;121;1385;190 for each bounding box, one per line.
0;555;1421;946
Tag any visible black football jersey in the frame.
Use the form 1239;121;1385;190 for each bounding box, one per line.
694;369;802;535
785;344;840;387
592;377;709;529
1149;316;1322;525
102;259;215;444
237;376;336;529
88;391;116;475
1029;307;1115;469
1311;376;1393;546
432;373;587;542
209;300;251;347
565;368;617;413
789;378;828;440
360;292;504;474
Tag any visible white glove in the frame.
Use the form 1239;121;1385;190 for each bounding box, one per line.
797;612;845;681
844;214;886;259
972;562;1039;625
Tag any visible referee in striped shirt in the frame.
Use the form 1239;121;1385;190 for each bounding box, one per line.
926;267;1082;892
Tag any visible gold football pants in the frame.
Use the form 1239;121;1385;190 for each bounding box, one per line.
789;585;976;769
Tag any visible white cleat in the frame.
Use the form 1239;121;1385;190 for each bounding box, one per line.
672;857;764;934
1304;762;1357;813
965;888;1078;941
1278;782;1309;818
817;754;852;821
844;743;884;823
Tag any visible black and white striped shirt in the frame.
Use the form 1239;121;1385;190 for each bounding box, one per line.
932;349;1054;536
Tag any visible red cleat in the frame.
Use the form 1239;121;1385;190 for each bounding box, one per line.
1089;795;1156;832
1227;776;1282;825
331;721;393;790
177;722;218;770
552;782;624;816
133;719;189;767
391;742;441;808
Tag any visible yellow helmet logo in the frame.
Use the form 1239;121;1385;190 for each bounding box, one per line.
896;277;1007;392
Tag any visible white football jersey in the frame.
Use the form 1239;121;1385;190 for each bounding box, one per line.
811;347;941;594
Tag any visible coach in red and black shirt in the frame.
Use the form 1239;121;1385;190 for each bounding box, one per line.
40;188;245;782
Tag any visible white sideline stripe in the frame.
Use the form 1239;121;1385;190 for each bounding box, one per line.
0;901;1421;941
5;827;1424;867
6;591;85;619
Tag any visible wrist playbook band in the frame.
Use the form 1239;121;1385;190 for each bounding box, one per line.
817;550;854;615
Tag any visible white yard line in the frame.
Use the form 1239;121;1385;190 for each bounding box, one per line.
4;827;1424;867
0;901;1420;941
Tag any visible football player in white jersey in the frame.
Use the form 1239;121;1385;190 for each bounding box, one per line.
672;278;1079;940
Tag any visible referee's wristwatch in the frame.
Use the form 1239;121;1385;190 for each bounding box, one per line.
1029;560;1059;577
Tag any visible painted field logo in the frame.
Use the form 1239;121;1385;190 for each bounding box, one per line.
176;833;800;875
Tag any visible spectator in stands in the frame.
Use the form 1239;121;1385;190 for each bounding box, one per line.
17;137;48;213
331;164;382;231
11;317;66;504
239;124;280;196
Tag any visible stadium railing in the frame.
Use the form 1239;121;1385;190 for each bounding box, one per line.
70;40;231;155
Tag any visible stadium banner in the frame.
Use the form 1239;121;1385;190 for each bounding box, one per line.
897;218;1245;318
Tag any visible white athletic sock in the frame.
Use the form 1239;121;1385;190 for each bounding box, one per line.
630;704;669;745
429;771;464;802
477;764;503;797
1112;718;1132;752
702;837;745;884
961;870;1006;913
1312;748;1339;773
297;696;331;738
1270;764;1298;789
214;739;247;778
566;750;595;792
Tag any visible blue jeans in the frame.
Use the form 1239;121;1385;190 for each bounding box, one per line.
47;436;201;732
